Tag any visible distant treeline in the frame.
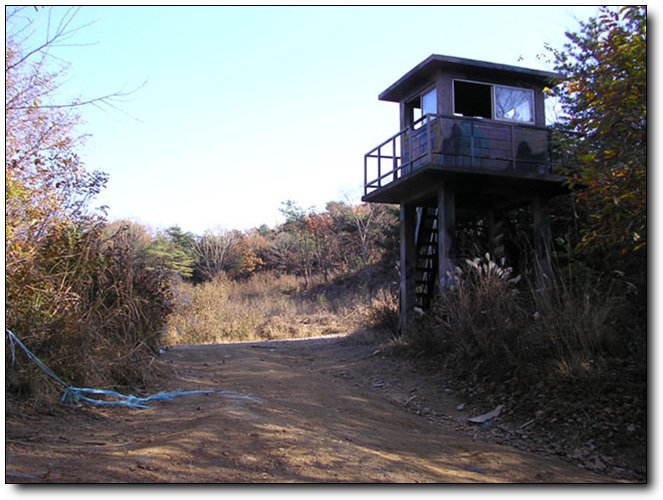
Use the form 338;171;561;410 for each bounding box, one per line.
114;200;400;288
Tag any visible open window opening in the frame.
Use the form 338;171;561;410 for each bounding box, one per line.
408;87;437;127
454;81;492;119
454;80;534;123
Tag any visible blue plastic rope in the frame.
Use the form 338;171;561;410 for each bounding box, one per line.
6;329;69;388
6;329;261;409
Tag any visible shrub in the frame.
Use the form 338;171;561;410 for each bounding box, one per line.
5;221;174;402
529;268;623;378
400;254;625;385
361;288;400;337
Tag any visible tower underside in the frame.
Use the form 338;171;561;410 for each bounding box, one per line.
366;167;564;332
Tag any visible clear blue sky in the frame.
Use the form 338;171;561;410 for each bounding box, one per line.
8;4;604;235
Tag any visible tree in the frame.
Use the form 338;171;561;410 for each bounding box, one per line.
193;229;240;282
6;7;110;326
279;199;309;226
5;8;171;397
227;234;264;279
305;211;337;281
144;227;196;279
276;201;317;285
547;6;646;258
103;219;152;260
6;6;136;285
327;200;399;278
165;226;196;260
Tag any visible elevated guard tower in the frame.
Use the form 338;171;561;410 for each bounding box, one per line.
362;54;568;331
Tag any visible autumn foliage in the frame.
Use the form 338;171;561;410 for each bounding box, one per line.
5;8;173;398
548;6;646;259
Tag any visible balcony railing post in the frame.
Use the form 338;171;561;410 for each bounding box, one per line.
408;126;412;175
393;136;398;182
470;120;475;166
377;146;382;188
426;116;432;166
511;123;516;171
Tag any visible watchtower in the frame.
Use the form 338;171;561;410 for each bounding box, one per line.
362;54;568;331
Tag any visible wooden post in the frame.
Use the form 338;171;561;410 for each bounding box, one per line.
399;203;417;332
532;196;553;288
437;183;456;291
487;210;505;261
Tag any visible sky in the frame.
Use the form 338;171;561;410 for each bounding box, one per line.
7;4;606;235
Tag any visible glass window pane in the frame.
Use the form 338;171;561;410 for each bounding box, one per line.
494;86;533;122
422;88;437;116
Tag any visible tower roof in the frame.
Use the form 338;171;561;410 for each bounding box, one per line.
379;54;562;103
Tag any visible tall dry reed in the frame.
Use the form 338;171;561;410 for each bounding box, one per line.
401;254;623;385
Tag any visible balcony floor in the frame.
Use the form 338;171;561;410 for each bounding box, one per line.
362;161;570;211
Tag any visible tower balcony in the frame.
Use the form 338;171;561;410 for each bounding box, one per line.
363;114;568;209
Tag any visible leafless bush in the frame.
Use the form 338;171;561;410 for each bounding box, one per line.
357;288;400;336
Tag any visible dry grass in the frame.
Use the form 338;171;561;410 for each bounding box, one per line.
5;222;174;402
163;272;398;345
400;254;624;385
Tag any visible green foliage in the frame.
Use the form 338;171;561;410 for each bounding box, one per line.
547;6;646;258
279;200;309;226
144;229;196;279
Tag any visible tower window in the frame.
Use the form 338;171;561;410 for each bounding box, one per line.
454;81;492;119
494;86;534;122
454;80;534;123
408;87;437;126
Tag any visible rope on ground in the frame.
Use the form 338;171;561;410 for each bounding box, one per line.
6;329;262;409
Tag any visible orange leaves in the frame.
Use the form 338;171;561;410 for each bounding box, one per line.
565;81;579;93
232;247;264;279
304;211;334;236
550;6;646;257
604;150;617;161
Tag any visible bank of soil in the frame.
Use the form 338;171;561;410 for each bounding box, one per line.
5;331;640;483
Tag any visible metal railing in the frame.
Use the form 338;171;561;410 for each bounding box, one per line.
364;114;555;197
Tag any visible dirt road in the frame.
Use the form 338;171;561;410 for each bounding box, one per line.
6;333;614;483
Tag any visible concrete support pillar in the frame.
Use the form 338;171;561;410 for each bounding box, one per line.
533;196;553;288
399;203;417;332
437;183;456;290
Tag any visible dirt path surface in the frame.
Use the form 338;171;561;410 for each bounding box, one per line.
6;333;617;483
